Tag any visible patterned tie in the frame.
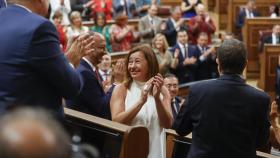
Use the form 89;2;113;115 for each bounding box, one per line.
95;69;102;84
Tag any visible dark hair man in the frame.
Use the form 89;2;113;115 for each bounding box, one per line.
174;39;270;158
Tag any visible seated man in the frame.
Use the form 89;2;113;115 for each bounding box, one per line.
0;108;71;158
164;74;185;120
170;29;199;84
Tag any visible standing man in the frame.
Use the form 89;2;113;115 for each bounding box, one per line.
195;32;218;80
170;29;199;84
66;32;112;120
188;4;216;44
138;4;162;44
174;39;270;158
0;0;91;117
163;6;187;47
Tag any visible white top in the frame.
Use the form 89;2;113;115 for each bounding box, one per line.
49;0;71;25
245;8;254;18
125;80;165;158
66;26;89;39
272;33;280;45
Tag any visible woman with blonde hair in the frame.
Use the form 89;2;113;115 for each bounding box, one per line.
66;11;89;38
152;33;178;75
110;44;173;158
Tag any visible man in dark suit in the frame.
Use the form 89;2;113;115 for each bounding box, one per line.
0;0;6;9
173;39;270;158
236;0;260;29
263;25;280;45
195;32;218;80
66;32;112;120
170;29;199;84
0;0;91;117
236;0;260;40
164;74;184;121
162;6;187;47
259;25;280;53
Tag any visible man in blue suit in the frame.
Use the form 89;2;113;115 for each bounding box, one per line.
0;0;6;9
170;29;199;84
195;32;218;80
66;32;112;120
174;39;270;158
163;6;187;47
0;0;90;117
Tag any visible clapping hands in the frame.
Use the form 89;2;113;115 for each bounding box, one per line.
65;32;95;67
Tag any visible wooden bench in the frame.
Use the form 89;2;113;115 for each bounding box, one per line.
166;129;279;158
64;108;149;158
243;18;280;76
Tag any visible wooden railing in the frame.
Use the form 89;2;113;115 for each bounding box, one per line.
64;108;149;158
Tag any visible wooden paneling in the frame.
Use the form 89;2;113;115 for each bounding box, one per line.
160;0;181;7
243;18;280;74
228;0;279;34
258;45;280;93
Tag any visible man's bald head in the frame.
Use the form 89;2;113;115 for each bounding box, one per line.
86;31;106;65
0;108;71;158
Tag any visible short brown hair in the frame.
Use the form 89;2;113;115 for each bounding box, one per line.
124;45;159;88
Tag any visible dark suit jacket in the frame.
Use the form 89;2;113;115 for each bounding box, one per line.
66;59;112;119
170;44;199;84
70;0;91;20
174;74;270;158
0;0;6;9
0;5;83;117
236;8;260;29
195;46;218;80
171;97;182;120
164;18;188;47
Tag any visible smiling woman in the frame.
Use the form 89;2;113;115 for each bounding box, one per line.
110;44;173;158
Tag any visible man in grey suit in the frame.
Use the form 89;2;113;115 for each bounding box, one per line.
138;4;162;44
